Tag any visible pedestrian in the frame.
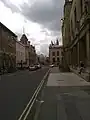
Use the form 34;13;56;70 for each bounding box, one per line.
79;61;84;74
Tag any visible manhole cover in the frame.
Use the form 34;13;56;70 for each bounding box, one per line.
57;80;64;81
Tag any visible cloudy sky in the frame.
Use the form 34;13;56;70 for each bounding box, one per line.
0;0;64;55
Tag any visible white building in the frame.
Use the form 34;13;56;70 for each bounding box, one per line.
49;43;63;65
16;41;25;66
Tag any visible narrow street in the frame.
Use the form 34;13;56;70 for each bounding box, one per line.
39;67;90;120
0;67;49;120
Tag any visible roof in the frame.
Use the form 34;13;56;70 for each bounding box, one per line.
20;34;28;41
49;44;63;49
0;22;17;37
16;40;25;47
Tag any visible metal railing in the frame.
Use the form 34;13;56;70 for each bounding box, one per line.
18;69;50;120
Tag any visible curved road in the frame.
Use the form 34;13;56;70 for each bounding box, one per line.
0;67;49;120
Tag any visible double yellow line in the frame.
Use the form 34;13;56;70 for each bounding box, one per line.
18;69;50;120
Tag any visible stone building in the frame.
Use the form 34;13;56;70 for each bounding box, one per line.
62;0;72;65
20;34;36;66
20;34;30;67
16;41;25;67
38;54;46;64
49;41;63;65
62;0;90;70
29;45;36;65
0;22;17;70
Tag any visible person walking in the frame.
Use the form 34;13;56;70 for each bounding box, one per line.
79;61;84;74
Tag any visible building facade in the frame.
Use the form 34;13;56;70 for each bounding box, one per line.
62;0;90;70
49;41;63;65
20;34;36;66
62;0;72;65
16;41;25;67
0;22;17;70
29;45;36;65
20;34;30;67
38;54;46;65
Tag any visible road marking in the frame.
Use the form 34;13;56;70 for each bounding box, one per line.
18;69;50;120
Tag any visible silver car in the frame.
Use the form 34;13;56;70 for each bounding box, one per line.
29;65;36;71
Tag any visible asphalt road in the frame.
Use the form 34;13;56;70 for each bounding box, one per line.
0;67;49;120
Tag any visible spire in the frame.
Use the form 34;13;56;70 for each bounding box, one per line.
23;26;25;34
56;39;59;45
22;19;27;34
51;41;54;45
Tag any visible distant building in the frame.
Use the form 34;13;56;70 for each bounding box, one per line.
29;45;36;65
38;54;46;64
0;22;17;69
49;41;63;65
45;57;50;65
20;34;36;66
20;34;29;67
16;41;25;67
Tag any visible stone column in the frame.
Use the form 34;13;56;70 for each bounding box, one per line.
77;43;79;66
72;46;76;66
68;50;71;65
86;30;90;66
74;46;77;65
71;48;74;67
69;50;71;65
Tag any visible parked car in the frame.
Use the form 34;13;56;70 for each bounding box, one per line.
34;64;41;69
50;64;54;67
29;65;36;71
37;64;41;69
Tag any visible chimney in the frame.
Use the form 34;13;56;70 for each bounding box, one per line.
28;41;30;44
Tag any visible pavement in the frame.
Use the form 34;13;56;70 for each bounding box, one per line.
38;67;90;120
0;67;49;120
70;67;90;82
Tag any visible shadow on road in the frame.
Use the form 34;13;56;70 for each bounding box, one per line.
59;65;71;72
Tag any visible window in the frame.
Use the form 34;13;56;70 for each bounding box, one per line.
57;51;59;56
57;57;60;62
52;52;55;56
53;58;55;63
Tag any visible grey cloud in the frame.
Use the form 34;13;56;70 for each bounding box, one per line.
29;37;36;42
40;29;51;36
34;43;40;46
0;0;20;13
20;0;64;32
51;31;61;37
1;0;64;33
0;0;64;55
